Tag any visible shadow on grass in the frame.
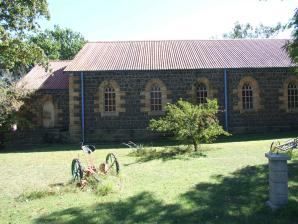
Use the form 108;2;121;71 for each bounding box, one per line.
35;162;298;224
3;131;298;153
216;131;298;144
126;146;207;164
1;143;127;153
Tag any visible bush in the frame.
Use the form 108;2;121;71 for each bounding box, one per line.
149;99;229;151
84;174;121;196
94;182;115;196
0;80;31;149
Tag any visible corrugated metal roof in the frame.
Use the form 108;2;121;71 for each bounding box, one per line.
19;60;70;90
64;39;294;72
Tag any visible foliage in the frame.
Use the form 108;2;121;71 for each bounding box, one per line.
0;80;31;148
149;99;229;151
94;180;115;196
123;141;146;155
30;25;86;60
223;21;286;39
0;0;50;76
285;8;298;68
84;174;120;196
0;81;30;124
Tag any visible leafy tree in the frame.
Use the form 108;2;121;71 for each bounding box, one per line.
0;0;49;147
223;21;286;39
0;80;31;148
0;0;50;76
285;8;298;67
30;25;86;60
149;99;229;151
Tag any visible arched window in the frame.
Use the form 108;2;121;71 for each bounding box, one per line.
196;83;207;104
288;82;298;110
95;80;125;116
42;101;55;128
141;79;171;115
150;85;162;111
235;76;261;113
104;86;116;112
242;84;253;110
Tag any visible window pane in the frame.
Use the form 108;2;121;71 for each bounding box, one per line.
242;84;253;110
150;85;162;111
288;83;298;110
196;83;207;104
104;86;116;112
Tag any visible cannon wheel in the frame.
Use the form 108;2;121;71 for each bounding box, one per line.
105;153;120;175
270;140;280;153
71;158;84;181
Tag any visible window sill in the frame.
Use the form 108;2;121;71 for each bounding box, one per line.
240;109;257;114
148;111;165;116
286;109;298;113
101;111;119;117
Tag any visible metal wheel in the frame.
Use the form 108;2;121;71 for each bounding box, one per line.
71;158;84;181
105;153;120;175
270;140;280;153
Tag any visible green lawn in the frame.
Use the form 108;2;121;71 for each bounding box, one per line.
0;133;298;224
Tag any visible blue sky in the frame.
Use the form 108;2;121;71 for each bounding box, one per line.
40;0;297;41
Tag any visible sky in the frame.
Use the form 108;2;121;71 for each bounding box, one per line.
40;0;297;41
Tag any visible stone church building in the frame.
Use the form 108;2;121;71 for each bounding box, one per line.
19;39;297;143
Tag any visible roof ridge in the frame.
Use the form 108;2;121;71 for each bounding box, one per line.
86;39;291;43
64;39;293;72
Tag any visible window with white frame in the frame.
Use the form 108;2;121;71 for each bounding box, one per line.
196;83;208;104
288;82;298;110
150;85;162;111
242;84;253;110
104;86;116;112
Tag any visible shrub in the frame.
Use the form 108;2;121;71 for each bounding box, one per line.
94;181;115;196
149;99;229;151
84;174;121;196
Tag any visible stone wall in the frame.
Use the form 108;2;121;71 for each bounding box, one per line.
13;89;69;144
17;67;296;144
228;68;298;133
72;69;225;142
68;68;298;142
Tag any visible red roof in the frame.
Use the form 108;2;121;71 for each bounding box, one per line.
20;40;295;90
19;60;70;90
65;39;294;72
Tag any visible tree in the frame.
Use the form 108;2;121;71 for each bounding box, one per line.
0;0;49;147
285;8;298;67
30;25;86;60
0;0;50;77
149;99;229;151
223;21;286;39
0;80;31;148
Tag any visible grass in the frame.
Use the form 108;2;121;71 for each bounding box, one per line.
0;133;298;223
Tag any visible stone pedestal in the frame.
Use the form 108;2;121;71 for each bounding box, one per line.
265;152;291;210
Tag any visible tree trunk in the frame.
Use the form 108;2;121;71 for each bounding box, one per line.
193;138;198;151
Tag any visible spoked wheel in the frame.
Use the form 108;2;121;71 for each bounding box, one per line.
270;140;280;153
71;158;84;181
105;153;120;175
